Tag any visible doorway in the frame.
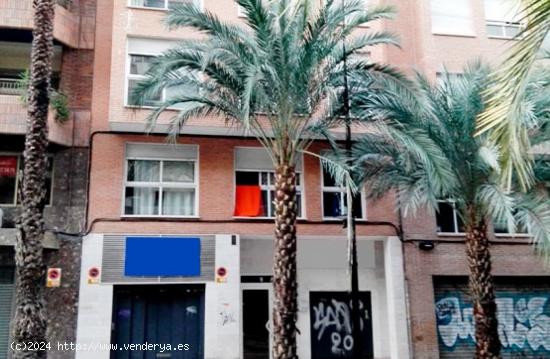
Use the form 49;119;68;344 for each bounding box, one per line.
111;285;205;359
242;286;272;359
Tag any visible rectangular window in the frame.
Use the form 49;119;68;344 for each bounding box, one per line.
123;143;198;217
484;0;522;39
493;212;528;235
234;170;303;218
128;0;200;10
126;54;162;107
0;155;53;206
431;0;474;36
321;164;365;219
233;147;304;219
436;200;464;233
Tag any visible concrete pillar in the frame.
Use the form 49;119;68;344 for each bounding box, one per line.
384;236;411;359
75;234;113;359
204;234;241;359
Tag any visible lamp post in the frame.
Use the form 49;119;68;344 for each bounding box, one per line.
341;1;362;357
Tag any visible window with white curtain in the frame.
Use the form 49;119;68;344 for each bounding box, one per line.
484;0;522;39
123;143;198;217
128;0;201;10
431;0;474;36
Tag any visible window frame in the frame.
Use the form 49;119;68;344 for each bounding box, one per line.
320;161;367;221
430;0;476;37
125;52;168;108
122;156;199;218
436;199;464;234
485;20;523;39
0;153;54;207
233;169;306;220
127;0;203;11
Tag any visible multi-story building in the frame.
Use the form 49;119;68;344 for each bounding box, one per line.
75;1;410;359
76;0;550;358
2;0;548;358
0;0;95;358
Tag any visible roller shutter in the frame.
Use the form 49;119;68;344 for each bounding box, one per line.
0;268;14;359
434;276;550;358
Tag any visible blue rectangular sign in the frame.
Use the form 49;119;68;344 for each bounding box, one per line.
124;237;201;277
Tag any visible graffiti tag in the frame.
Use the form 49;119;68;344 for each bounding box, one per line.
435;295;550;352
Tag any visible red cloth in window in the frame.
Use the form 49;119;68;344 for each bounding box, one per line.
234;185;262;217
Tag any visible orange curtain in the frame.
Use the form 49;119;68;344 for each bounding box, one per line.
234;185;262;217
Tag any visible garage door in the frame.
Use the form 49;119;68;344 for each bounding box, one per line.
434;276;550;358
0;267;14;359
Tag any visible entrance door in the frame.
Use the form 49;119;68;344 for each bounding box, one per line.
111;285;204;359
0;267;14;359
242;287;272;359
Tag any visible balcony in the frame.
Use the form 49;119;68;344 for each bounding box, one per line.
0;0;94;49
0;78;74;146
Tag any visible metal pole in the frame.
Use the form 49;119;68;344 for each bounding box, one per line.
341;0;362;357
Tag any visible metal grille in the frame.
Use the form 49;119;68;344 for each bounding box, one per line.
0;268;14;359
434;276;550;359
102;235;215;283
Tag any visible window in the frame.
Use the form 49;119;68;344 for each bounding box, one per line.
436;200;464;233
0;155;53;206
431;0;474;36
493;211;528;235
123;143;198;217
484;0;522;39
126;54;162;107
128;0;200;10
321;163;365;219
233;147;304;218
234;171;303;218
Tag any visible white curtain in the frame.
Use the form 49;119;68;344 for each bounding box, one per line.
163;189;195;216
128;160;159;215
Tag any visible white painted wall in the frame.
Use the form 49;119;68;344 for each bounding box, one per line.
384;237;411;359
204;234;241;359
75;234;113;359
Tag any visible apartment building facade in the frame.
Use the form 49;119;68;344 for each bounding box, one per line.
0;0;96;358
76;0;550;358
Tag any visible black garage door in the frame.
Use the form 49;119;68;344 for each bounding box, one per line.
111;285;205;359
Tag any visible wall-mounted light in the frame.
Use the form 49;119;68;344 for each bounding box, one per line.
418;240;435;251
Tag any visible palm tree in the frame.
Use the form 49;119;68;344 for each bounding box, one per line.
131;0;399;357
13;0;56;357
477;0;550;191
349;64;550;358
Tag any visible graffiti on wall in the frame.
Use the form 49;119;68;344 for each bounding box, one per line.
435;293;550;354
309;292;373;359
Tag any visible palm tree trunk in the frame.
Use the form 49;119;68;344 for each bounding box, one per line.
272;164;299;359
465;208;501;359
13;0;55;358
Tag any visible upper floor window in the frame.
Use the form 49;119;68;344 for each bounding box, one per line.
123;143;198;217
484;0;522;39
0;155;53;206
129;0;201;10
126;38;189;108
436;200;464;233
321;163;365;219
127;54;162;107
431;0;474;36
233;147;304;218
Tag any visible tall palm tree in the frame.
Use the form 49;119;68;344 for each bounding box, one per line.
477;0;550;191
131;0;400;357
13;0;56;357
349;64;550;358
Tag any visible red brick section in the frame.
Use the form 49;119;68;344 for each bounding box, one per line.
404;234;549;358
87;134;400;237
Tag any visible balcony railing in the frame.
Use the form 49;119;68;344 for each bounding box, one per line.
0;78;21;96
486;20;523;39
